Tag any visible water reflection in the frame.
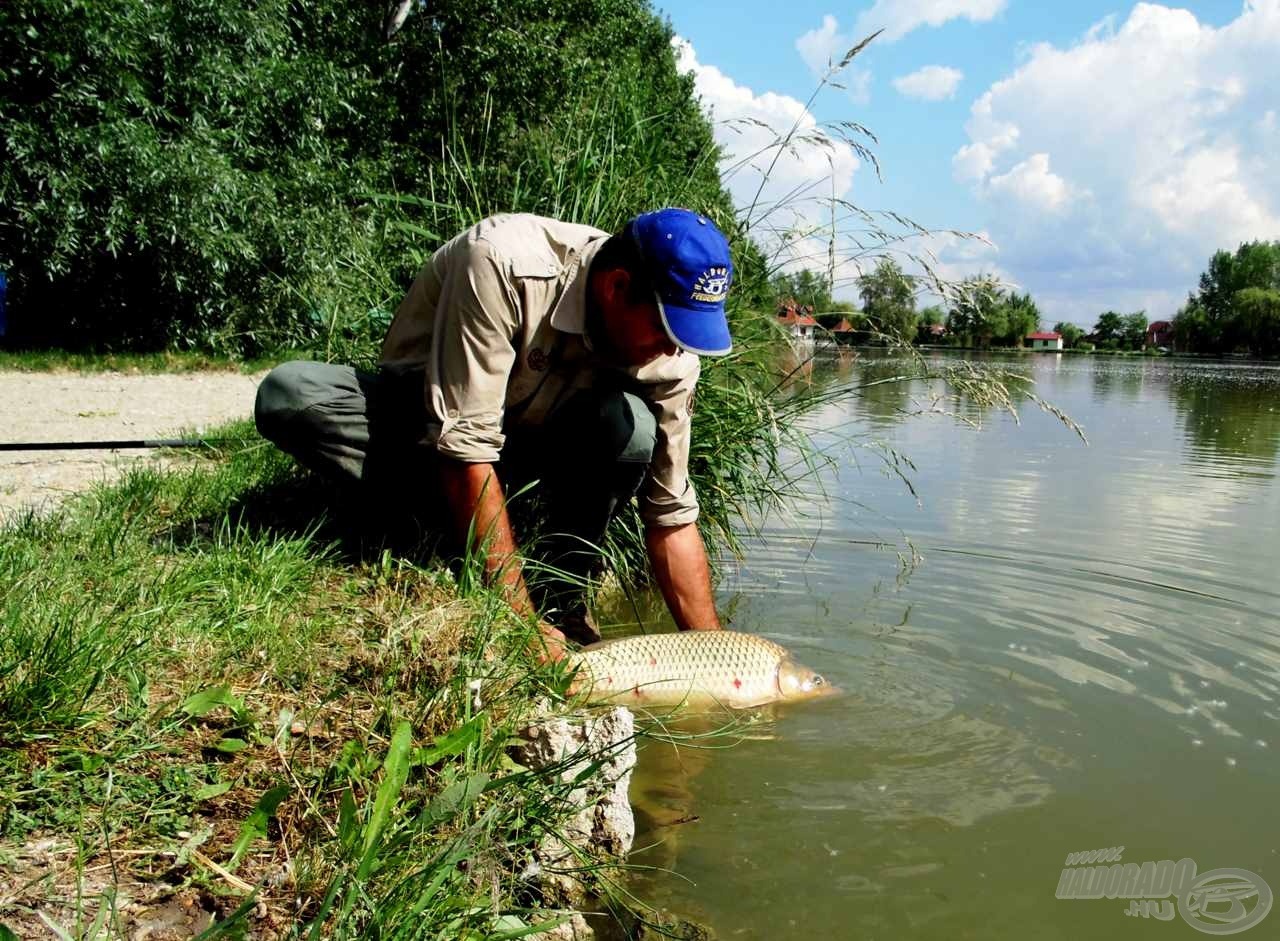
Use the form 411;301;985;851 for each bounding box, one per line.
627;353;1280;940
1087;358;1150;402
1171;369;1280;472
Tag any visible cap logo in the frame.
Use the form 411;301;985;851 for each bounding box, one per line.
691;266;730;303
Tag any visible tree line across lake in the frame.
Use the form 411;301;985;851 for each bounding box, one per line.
772;240;1280;356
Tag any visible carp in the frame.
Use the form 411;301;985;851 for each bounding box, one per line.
571;630;837;709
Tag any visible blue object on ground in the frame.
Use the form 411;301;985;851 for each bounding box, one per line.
0;270;7;337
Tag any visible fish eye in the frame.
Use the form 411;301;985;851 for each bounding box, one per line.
812;674;825;686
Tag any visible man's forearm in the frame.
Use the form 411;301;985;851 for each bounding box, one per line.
437;459;536;618
645;522;721;631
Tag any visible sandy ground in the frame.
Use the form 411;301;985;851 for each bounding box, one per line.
0;369;269;521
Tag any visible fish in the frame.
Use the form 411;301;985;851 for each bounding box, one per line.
570;630;837;709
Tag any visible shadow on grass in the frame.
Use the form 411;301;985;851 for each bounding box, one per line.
156;459;452;571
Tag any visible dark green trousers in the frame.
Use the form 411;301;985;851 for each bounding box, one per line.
254;360;656;614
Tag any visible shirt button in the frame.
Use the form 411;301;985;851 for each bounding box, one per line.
447;408;460;419
547;264;558;275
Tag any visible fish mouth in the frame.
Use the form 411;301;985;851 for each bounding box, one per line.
774;660;842;701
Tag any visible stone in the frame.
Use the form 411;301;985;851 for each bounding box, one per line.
511;707;637;940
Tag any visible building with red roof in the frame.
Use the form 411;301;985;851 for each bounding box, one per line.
777;300;819;343
1026;331;1064;351
1146;320;1174;349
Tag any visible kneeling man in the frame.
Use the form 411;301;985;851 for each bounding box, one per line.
255;209;733;658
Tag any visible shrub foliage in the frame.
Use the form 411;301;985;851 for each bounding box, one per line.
0;0;734;353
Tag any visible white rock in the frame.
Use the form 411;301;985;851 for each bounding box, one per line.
511;707;637;941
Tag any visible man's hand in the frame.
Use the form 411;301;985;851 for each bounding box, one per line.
532;620;570;664
645;522;721;631
437;458;539;617
436;459;576;663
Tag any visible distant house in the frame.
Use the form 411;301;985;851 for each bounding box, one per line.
777;299;818;343
1146;320;1174;349
1026;331;1064;351
822;317;859;346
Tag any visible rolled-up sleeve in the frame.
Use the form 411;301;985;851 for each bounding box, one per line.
428;238;520;462
639;362;701;528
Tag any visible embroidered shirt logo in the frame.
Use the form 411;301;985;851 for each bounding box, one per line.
691;266;730;304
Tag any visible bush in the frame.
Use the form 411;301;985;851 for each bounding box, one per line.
0;0;730;354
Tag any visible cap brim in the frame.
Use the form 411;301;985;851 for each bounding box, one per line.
655;294;733;356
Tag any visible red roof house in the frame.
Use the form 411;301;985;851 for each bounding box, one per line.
1026;331;1064;350
777;299;819;342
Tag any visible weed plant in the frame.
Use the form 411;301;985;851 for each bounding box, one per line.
0;423;696;938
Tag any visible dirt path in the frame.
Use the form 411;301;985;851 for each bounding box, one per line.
1;369;268;520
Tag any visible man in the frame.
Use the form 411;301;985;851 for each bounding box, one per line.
255;208;733;659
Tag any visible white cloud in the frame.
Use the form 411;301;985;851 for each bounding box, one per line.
673;37;860;258
951;95;1019;181
795;15;872;104
893;65;964;100
913;229;1008;292
987;153;1074;213
796;14;842;73
854;0;1007;43
951;0;1280;324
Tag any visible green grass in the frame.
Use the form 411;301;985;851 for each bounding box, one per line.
0;424;709;940
0;350;286;374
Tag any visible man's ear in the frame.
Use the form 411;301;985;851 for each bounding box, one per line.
602;267;631;303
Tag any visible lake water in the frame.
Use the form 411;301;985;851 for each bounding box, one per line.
613;352;1280;940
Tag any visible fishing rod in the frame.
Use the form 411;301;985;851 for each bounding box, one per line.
0;437;247;452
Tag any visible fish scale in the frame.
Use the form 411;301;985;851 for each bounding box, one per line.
571;631;827;709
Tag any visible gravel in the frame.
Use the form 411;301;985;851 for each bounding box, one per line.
1;369;268;520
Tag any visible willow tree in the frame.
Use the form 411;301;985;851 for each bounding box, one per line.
0;0;733;353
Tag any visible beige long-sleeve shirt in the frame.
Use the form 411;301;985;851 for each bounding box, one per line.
379;213;701;528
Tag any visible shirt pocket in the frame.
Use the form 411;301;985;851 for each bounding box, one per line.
508;254;562;281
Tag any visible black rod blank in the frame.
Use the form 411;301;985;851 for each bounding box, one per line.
0;438;231;452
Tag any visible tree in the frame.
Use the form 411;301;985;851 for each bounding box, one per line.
1198;243;1280;323
770;269;833;312
1053;322;1085;349
0;0;733;352
916;305;946;344
1233;287;1280;356
857;258;916;342
1093;312;1125;348
814;301;859;330
1000;292;1040;347
1121;311;1149;350
919;305;946;327
1180;241;1280;354
943;278;1044;347
946;275;1002;346
1173;297;1211;352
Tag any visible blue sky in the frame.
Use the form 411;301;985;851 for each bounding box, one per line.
656;1;1276;327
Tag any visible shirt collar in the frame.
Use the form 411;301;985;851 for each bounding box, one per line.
549;235;607;336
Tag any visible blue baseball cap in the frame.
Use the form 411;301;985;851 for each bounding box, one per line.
628;208;733;356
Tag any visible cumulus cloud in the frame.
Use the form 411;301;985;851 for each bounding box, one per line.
854;0;1007;42
795;15;872;103
951;0;1280;323
987;154;1074;213
673;37;860;260
893;65;964;100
